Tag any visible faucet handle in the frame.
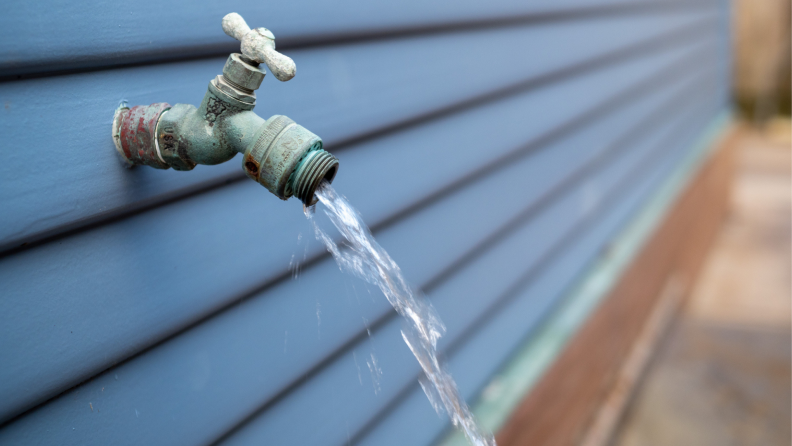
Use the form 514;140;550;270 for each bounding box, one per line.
222;12;296;82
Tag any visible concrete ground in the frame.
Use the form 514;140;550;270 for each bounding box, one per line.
612;121;792;446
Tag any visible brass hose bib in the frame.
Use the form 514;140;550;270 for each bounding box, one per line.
112;13;339;206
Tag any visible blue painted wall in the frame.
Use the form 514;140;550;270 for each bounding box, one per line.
0;1;730;444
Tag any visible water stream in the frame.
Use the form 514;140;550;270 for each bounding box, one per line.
305;181;496;446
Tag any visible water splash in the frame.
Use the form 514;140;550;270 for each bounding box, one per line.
353;351;364;386
362;316;372;338
306;182;496;446
289;231;310;279
316;301;322;339
366;352;383;395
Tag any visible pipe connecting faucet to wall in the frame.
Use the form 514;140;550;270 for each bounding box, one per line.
112;13;339;206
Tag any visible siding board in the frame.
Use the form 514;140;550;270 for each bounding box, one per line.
0;11;718;252
0;1;717;77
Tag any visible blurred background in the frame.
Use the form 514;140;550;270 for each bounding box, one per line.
0;1;788;445
733;0;790;124
612;1;791;444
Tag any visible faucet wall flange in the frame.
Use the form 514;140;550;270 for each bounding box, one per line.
113;103;171;169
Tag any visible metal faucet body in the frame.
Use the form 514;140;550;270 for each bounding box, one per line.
112;14;338;205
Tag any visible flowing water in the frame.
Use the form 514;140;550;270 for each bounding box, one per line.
305;181;496;446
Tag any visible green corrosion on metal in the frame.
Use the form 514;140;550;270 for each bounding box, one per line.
113;13;339;206
113;52;338;206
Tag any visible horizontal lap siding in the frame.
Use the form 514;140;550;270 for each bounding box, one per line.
0;10;717;251
356;98;722;446
0;38;715;424
0;1;730;445
221;88;723;446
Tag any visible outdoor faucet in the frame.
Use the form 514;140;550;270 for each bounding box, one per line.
112;13;339;206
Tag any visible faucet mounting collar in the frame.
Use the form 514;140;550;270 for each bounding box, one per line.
112;103;171;170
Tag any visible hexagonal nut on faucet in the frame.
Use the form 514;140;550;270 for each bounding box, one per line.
223;53;266;92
